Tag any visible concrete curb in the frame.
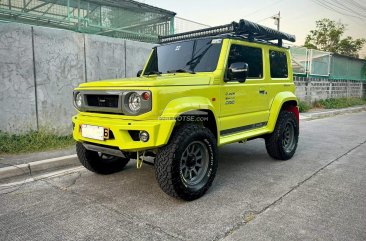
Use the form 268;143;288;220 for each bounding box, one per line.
0;154;78;180
300;106;366;121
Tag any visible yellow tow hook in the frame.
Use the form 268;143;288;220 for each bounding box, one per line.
136;151;145;169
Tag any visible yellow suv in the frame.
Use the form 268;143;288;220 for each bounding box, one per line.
72;19;299;200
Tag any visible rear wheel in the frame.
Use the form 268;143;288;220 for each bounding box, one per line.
265;110;299;160
76;142;130;174
155;124;218;201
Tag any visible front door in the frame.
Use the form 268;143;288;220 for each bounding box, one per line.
219;42;270;136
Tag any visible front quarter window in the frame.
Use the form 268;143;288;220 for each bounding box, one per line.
144;38;222;75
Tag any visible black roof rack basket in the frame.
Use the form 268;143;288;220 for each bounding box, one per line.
159;19;295;46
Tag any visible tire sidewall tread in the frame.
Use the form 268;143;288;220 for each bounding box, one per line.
265;111;299;160
76;142;130;175
155;124;218;201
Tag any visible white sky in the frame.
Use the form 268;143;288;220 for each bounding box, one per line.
141;0;366;58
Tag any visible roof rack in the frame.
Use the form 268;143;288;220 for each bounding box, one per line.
159;19;296;46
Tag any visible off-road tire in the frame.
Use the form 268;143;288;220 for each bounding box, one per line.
155;124;218;201
76;142;130;174
265;110;299;160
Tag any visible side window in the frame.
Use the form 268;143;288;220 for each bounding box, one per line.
269;50;288;78
227;45;263;79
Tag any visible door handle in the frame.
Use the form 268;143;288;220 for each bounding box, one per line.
259;90;267;95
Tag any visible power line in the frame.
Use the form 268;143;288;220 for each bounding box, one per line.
243;0;285;18
175;16;211;28
256;16;273;23
256;13;279;23
311;0;356;18
348;0;366;11
312;0;361;19
331;0;366;18
311;0;366;20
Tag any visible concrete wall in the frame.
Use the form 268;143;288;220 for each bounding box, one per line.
85;34;126;81
125;40;153;78
0;23;153;134
294;77;364;103
34;27;86;134
0;23;37;132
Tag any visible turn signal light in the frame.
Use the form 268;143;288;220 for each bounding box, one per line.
142;92;150;100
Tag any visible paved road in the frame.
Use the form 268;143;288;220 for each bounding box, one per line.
1;112;366;241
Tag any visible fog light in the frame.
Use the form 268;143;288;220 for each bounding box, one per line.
139;131;149;142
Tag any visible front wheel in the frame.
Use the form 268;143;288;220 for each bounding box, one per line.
76;142;130;174
155;124;218;201
265;110;299;160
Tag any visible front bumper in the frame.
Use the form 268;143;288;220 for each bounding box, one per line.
72;113;175;151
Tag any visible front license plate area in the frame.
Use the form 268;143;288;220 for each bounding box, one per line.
81;124;109;141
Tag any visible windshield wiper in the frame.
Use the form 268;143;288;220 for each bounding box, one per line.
144;70;162;76
167;69;196;74
186;44;213;70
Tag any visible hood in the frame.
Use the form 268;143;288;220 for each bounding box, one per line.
78;74;212;88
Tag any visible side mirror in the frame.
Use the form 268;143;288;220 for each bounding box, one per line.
137;70;143;77
227;62;248;83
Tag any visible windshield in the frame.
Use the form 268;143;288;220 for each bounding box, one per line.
144;38;223;75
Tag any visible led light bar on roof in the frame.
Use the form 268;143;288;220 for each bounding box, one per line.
159;19;296;46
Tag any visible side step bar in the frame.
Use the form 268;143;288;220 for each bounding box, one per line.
82;143;126;158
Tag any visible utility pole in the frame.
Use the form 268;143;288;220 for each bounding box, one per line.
272;11;280;31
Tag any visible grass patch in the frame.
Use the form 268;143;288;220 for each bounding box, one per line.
298;101;312;113
0;130;75;155
314;98;366;109
299;98;366;112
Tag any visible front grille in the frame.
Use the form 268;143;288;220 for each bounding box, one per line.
86;95;119;108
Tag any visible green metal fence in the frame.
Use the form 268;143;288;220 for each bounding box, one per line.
308;49;331;77
291;46;366;81
0;0;175;42
331;54;366;81
290;46;307;75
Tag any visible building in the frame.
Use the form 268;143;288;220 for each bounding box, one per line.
0;0;176;42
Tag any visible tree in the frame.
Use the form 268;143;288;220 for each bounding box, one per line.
304;19;365;58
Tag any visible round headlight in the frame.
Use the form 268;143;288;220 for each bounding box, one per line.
75;92;82;108
128;92;141;113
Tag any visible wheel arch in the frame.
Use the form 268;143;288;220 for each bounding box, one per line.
267;92;298;132
161;97;219;141
175;109;218;141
